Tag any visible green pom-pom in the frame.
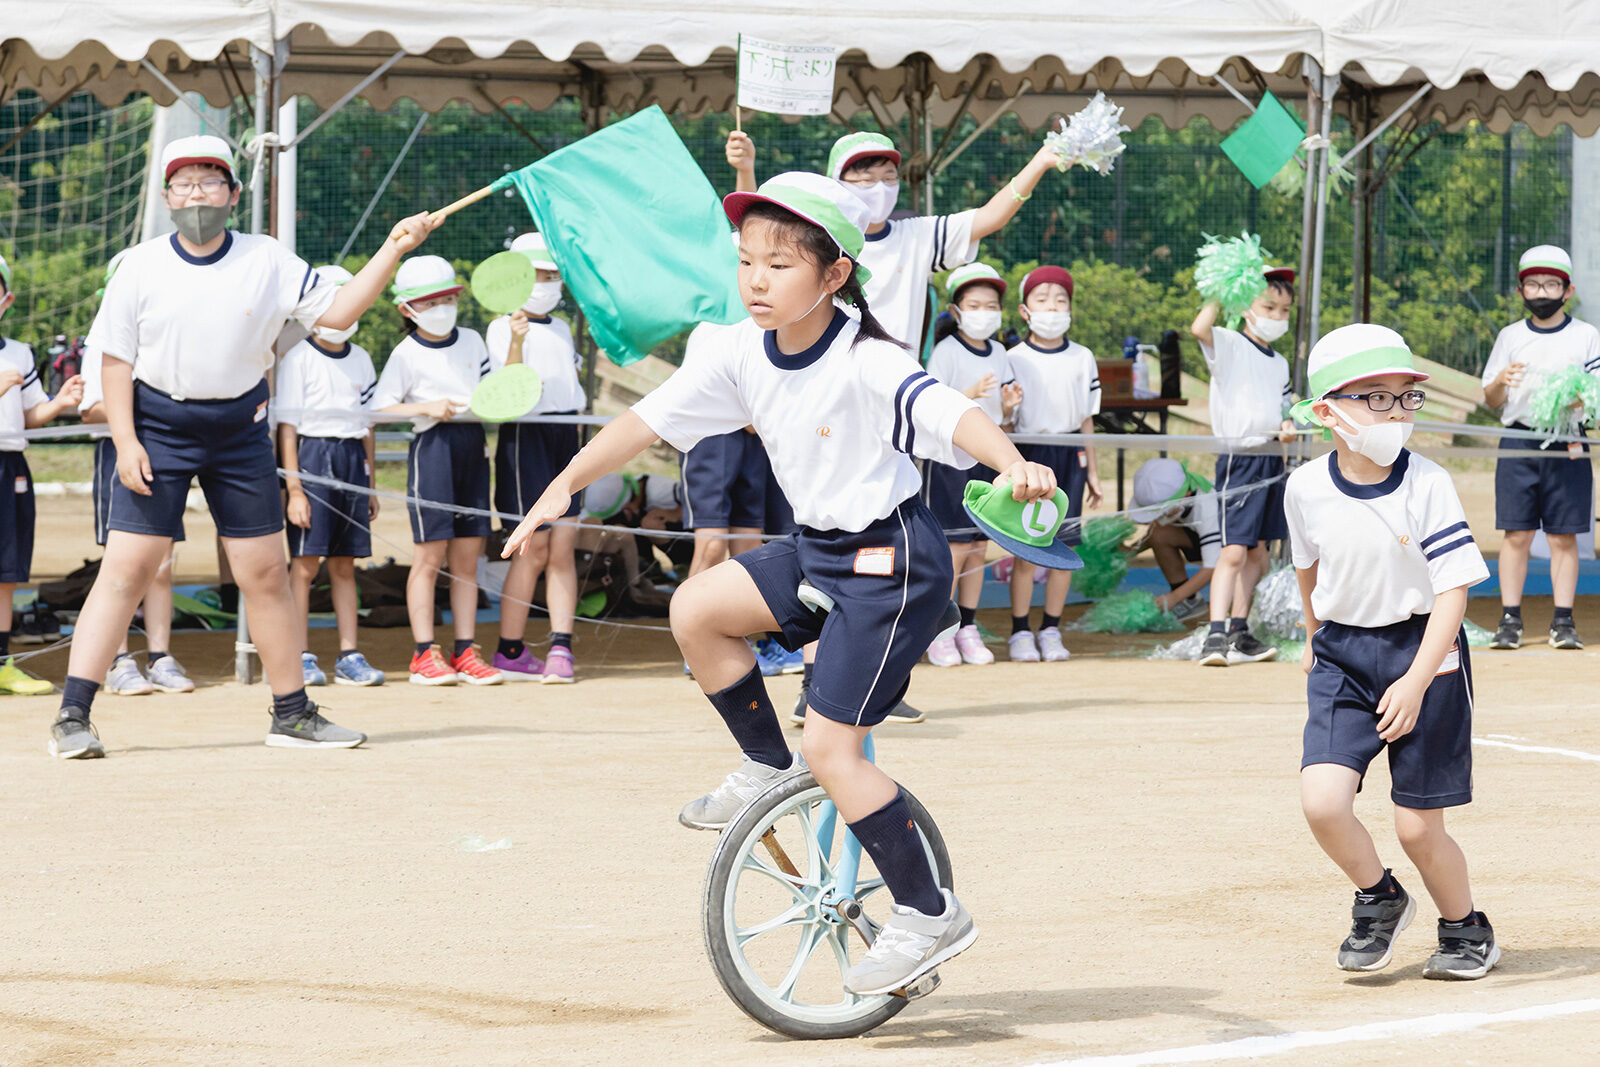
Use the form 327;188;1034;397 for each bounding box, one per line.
1076;591;1183;634
1073;515;1137;598
1527;364;1600;438
1194;231;1270;328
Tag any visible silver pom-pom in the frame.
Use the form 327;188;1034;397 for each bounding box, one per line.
1044;92;1130;176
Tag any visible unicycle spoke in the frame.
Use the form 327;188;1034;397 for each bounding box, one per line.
792;799;835;885
774;923;828;1000
734;901;814;947
739;855;815;905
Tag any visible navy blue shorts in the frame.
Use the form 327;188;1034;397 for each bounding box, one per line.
109;380;282;540
1494;427;1593;534
1303;615;1474;810
737;498;951;728
287;437;373;559
0;451;34;582
921;460;994;542
93;439;184;547
682;429;767;530
1216;453;1287;547
1019;443;1086;547
495;417;581;525
407;423;491;543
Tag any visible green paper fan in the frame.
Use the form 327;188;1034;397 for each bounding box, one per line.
470;364;543;422
470;251;537;314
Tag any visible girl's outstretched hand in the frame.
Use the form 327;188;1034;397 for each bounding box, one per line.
996;461;1058;501
503;485;573;557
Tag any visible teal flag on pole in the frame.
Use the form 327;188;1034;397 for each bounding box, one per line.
493;106;745;366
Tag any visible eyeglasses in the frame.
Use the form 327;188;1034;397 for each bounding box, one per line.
167;178;232;196
1326;389;1426;412
1522;278;1567;296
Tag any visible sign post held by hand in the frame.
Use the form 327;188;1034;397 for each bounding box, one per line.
736;34;840;118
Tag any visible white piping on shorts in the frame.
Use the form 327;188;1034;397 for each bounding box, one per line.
854;505;913;727
407;441;423;543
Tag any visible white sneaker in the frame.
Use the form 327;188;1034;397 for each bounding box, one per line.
1036;626;1071;662
1007;631;1040;662
105;654;153;696
926;633;961;667
677;753;806;831
954;624;993;664
842;889;979;995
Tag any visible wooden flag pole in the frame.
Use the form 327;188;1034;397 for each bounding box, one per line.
389;183;498;240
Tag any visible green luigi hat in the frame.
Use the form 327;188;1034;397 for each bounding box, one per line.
724;171;873;287
827;131;901;180
1289;323;1428;425
962;479;1083;570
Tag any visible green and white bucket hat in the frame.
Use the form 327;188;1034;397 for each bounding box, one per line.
511;232;559;272
946;262;1007;299
826;131;901;180
1289;323;1428;424
391;254;462;304
723;171;873;286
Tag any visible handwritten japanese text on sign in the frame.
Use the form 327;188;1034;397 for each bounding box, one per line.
737;36;839;117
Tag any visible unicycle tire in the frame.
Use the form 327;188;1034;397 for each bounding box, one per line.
702;772;953;1039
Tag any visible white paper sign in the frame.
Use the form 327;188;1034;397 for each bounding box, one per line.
737;35;839;117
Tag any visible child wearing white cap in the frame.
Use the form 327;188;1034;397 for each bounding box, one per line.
1480;244;1599;651
483;232;586;683
1128;457;1220;623
53;135;434;758
1286;323;1498;981
372;253;502;688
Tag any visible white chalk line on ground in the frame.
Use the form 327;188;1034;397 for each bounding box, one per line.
1034;997;1600;1067
1472;737;1600;763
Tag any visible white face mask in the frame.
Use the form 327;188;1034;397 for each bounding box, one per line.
314;323;356;345
523;281;562;316
1247;311;1290;343
955;308;1002;340
1330;401;1412;466
849;181;899;225
1027;309;1071;340
408;302;458;337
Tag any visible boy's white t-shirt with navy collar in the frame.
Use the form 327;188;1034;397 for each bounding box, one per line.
274;338;377;439
631;308;977;532
1005;336;1102;434
484;314;585;417
1480;313;1600;426
90;230;337;400
371;327;492;432
925;332;1012;425
1285;449;1489;629
0;337;47;451
859;212;980;347
1202;326;1292;445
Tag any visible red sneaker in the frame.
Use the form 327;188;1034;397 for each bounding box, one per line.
451;645;503;685
408;645;458;686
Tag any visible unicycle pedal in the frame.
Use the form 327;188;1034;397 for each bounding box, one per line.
892;970;941;1000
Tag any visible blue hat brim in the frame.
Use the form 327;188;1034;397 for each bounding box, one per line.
964;503;1083;570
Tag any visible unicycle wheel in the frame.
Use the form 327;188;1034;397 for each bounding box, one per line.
701;772;952;1039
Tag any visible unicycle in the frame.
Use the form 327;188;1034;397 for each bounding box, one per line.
699;585;959;1039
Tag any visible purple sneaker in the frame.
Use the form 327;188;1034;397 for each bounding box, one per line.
493;648;544;682
541;646;575;684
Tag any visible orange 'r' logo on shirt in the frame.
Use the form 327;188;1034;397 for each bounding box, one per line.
817;426;831;438
1398;535;1411;545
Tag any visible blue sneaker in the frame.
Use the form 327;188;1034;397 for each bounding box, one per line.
767;642;803;675
752;640;782;677
302;651;327;687
334;651;385;687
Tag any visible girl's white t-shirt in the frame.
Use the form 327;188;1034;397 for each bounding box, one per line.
1006;337;1102;434
274;339;377;439
925;333;1012;425
484;314;586;417
371;328;491;432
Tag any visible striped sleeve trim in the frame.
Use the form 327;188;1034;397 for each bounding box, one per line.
299;264;318;301
1088;377;1102;391
892;370;936;455
1424;534;1475;561
1585;357;1600;372
1197;532;1222;544
1420;520;1470;549
930;216;946;272
21;368;39;387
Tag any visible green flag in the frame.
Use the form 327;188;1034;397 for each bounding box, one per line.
1220;92;1307;189
494;106;746;366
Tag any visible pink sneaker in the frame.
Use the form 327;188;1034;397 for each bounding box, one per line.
1037;626;1071;662
494;648;544;681
541;646;575;684
1008;631;1041;662
926;633;961;667
954;625;994;664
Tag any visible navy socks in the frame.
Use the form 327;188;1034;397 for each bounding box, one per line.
849;791;944;916
497;638;524;659
272;689;310;721
706;664;790;769
59;675;99;719
958;605;977;629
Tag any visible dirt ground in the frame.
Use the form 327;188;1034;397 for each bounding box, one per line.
4;483;1600;1066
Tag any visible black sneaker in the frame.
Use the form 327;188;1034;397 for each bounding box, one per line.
1228;629;1279;664
14;604;45;645
1337;880;1415;971
884;700;926;724
790;678;809;727
1423;912;1500;980
1490;613;1523;650
49;711;105;760
265;702;367;749
38;606;62;643
1549;619;1583;650
1198;630;1231;667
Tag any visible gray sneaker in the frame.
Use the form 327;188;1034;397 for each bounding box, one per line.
1170;595;1207;623
1423;912;1500;980
105;653;153;696
147;655;195;693
1198;630;1231;666
265;702;367;749
843;888;978;996
678;753;805;831
1337;883;1415;971
50;712;105;760
1228;629;1280;664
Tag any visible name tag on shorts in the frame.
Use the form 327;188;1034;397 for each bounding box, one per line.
254;401;268;423
1436;641;1461;676
853;547;896;576
1570;442;1585;459
14;476;27;494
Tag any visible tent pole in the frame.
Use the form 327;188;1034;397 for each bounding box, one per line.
1307;72;1338;351
1292;61;1322;393
579;74;603;433
1351;93;1369;323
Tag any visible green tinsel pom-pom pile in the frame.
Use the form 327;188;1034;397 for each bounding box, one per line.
1527;365;1600;439
1194;231;1270;328
1075;591;1183;634
1073;515;1136;598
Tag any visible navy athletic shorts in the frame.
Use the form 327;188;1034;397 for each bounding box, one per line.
682;429;767;530
407;422;491;543
494;416;582;525
1303;614;1474;810
109;380;282;540
1215;452;1287;548
1494;424;1593;535
93;439;185;546
287;436;372;559
0;450;34;582
920;459;995;543
1019;443;1087;548
737;497;952;728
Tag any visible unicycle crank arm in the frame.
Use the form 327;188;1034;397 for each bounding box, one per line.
759;829;804;882
835;898;878;948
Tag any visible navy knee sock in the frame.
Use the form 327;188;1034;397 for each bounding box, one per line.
452;638;473;657
1228;616;1248;634
1041;612;1061;630
1011;614;1031;636
958;605;976;629
706;665;790;769
59;675;99;719
849;790;945;916
550;631;572;651
1502;604;1522;621
0;630;9;658
272;689;310;721
497;637;525;659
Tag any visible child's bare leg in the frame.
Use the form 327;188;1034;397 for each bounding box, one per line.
66;532;170;684
1232;543;1266;618
288;555;320;651
498;529;550;641
1210;544;1247;623
144;553;175;654
446;537;484;644
688;528;729;579
1043;568;1073;617
1395;806;1474;920
544;522;579;634
1008;558;1035;623
0;581;13;642
1497;529;1534;607
222;533;303;697
327;557;358;652
1301;763;1386;888
408;541;447;645
1547;532;1580;610
1149;523;1191;587
955;543;985;608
